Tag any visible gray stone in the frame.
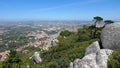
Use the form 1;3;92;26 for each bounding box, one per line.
32;52;42;64
82;54;98;68
72;49;113;68
69;62;73;68
96;49;113;68
100;23;120;50
85;41;100;55
73;53;99;68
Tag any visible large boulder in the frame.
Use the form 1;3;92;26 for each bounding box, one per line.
71;41;113;68
32;52;42;64
85;41;100;55
69;62;73;68
73;53;99;68
72;49;113;68
100;23;120;50
96;49;113;68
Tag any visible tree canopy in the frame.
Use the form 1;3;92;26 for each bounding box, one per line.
94;16;103;23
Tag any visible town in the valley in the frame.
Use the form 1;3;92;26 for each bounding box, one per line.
0;21;81;61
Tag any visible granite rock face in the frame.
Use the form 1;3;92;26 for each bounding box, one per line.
72;49;113;68
96;49;113;68
100;23;120;50
69;62;73;68
73;53;98;68
71;41;113;68
32;52;42;64
85;41;100;55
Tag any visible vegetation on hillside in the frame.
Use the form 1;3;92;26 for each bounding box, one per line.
33;25;99;68
0;16;115;68
0;25;100;68
108;49;120;68
2;50;22;68
0;26;34;51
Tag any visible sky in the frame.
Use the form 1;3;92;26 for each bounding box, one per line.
0;0;120;21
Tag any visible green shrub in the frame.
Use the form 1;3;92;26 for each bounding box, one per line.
2;50;22;68
40;37;97;68
108;49;120;68
60;30;74;37
77;25;92;42
77;33;91;42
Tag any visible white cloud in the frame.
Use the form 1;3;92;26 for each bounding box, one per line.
31;0;104;12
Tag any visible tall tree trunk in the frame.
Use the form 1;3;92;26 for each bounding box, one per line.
93;21;97;38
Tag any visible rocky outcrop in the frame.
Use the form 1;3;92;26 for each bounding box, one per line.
70;23;120;68
32;52;42;64
100;23;120;50
85;41;100;55
71;41;113;68
73;53;98;68
69;62;73;68
96;49;112;68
